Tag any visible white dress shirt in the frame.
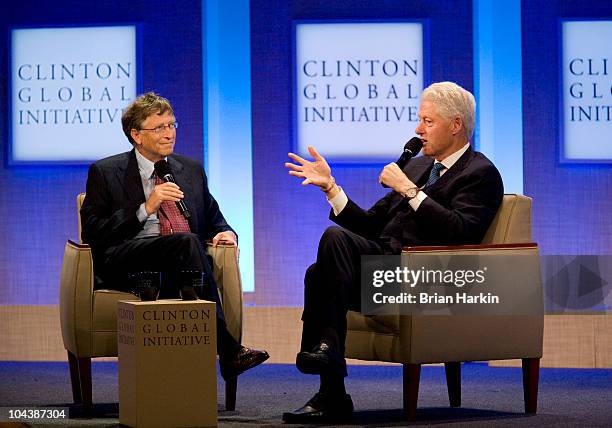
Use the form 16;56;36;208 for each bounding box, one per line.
134;149;161;238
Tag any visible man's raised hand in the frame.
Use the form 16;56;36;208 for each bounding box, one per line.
285;146;334;191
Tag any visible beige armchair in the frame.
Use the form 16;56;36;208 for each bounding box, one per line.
60;193;243;413
345;194;543;420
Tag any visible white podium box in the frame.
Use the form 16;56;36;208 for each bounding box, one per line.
118;299;217;428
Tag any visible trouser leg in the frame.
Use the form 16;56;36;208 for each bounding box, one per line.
301;226;383;354
300;226;382;392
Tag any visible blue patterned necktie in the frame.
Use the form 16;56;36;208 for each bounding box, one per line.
424;162;446;188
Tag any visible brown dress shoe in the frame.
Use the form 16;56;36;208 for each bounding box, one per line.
219;347;269;380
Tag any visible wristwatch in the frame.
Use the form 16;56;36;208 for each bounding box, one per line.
403;187;419;199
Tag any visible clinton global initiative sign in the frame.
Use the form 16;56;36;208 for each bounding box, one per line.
562;20;612;162
10;26;137;163
294;22;425;163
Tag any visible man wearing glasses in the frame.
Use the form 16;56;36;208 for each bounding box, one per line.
80;92;268;380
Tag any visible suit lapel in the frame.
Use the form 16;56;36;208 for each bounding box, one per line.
408;157;434;188
425;147;474;192
119;149;146;205
168;156;189;194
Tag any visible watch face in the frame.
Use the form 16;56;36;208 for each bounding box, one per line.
406;187;418;198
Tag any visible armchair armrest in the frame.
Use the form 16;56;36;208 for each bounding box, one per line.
206;243;243;344
59;240;95;355
402;242;538;253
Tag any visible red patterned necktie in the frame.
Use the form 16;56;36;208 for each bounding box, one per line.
154;176;191;235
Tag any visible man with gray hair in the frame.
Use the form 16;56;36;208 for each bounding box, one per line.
283;81;503;423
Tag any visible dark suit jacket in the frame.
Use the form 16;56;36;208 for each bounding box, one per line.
331;147;504;253
80;149;234;279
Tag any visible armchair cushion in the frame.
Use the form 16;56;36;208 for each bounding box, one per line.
347;312;398;334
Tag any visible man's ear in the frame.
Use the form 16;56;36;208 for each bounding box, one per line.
130;129;140;145
451;116;463;135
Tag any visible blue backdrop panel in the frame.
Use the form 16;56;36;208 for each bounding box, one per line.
1;1;204;304
250;0;473;306
522;0;612;255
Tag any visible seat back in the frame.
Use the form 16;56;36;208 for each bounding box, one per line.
60;240;96;355
481;194;532;244
77;192;86;243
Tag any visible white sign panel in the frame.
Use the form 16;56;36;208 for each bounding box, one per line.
562;20;612;162
295;22;425;162
11;26;137;163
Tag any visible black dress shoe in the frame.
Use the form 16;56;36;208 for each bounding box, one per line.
219;347;269;380
296;342;347;376
282;392;353;423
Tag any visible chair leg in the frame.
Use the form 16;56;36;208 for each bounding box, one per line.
225;377;237;411
67;351;83;404
522;357;540;414
444;362;461;407
402;364;421;421
78;356;92;415
67;352;93;416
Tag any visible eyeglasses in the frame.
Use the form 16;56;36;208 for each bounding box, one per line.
139;122;179;134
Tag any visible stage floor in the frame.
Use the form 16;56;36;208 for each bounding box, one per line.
1;361;611;427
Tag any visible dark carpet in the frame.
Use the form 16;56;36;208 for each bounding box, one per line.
0;361;611;427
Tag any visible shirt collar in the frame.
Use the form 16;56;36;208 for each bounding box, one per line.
134;148;164;180
436;143;470;170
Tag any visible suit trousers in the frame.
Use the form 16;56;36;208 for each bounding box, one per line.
103;232;241;358
301;226;383;358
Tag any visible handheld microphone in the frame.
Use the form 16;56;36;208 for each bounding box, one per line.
396;137;423;169
153;160;191;219
382;137;423;188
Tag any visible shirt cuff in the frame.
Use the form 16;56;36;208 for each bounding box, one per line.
408;190;428;211
137;203;149;223
328;186;348;216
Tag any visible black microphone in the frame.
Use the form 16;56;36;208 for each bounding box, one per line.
396;137;423;169
153;160;191;219
382;137;423;188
